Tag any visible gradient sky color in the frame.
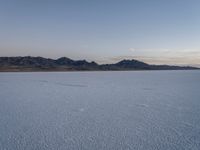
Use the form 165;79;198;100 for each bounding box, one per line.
0;0;200;66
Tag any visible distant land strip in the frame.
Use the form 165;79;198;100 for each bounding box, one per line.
0;56;199;72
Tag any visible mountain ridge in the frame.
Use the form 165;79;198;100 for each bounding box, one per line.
0;56;198;72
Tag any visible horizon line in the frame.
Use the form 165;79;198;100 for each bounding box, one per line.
0;55;199;68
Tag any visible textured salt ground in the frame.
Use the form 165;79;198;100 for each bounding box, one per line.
0;71;200;150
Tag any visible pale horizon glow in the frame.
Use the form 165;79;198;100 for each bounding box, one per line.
0;0;200;66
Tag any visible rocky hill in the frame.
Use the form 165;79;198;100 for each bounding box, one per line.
0;56;198;72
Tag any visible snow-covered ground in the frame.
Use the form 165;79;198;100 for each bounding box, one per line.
0;71;200;150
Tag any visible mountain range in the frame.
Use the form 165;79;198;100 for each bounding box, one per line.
0;56;198;72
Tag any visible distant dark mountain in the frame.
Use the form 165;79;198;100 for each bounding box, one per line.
0;56;55;67
115;59;150;69
55;57;74;65
0;56;198;72
99;59;150;70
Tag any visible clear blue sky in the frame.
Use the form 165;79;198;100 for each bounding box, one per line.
0;0;200;66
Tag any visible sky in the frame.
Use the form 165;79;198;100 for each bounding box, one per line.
0;0;200;66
